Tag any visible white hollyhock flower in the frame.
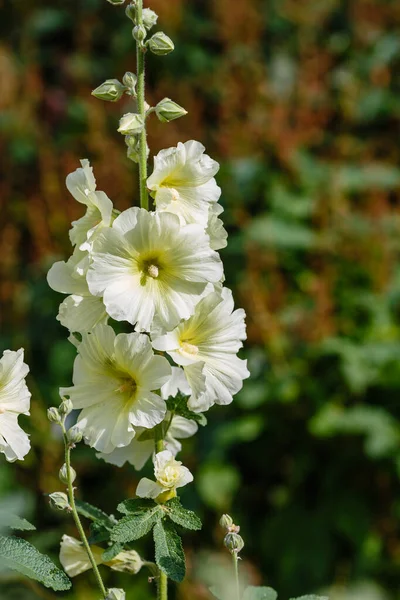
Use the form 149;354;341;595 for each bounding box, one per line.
47;249;108;333
136;450;193;499
96;368;197;468
106;590;126;600
207;203;228;251
147;140;221;226
87;207;223;331
0;349;31;462
152;288;250;412
60;324;171;453
66;159;113;250
59;535;142;577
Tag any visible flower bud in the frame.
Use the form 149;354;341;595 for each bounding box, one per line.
49;491;70;511
118;113;144;135
142;8;158;30
59;463;76;485
224;532;244;554
133;25;147;43
122;72;137;96
147;32;174;56
219;514;234;530
47;407;62;425
125;2;137;22
67;425;83;445
155;98;187;123
106;0;125;5
106;590;126;600
59;398;73;416
92;79;126;102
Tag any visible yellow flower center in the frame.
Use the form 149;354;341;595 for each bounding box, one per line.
117;378;137;396
137;252;164;285
158;465;181;488
180;341;199;356
0;407;6;415
147;264;159;278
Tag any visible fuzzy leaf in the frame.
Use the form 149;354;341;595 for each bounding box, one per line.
102;542;124;562
88;521;111;544
164;497;202;531
111;505;163;543
153;520;186;582
166;393;207;426
117;498;156;516
243;587;278;600
0;511;36;532
75;500;115;529
0;535;71;591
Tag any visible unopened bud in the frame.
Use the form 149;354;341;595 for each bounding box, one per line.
118;113;144;135
59;463;76;485
106;589;126;600
125;2;137;22
142;8;158;30
133;25;146;43
67;425;83;445
49;491;70;511
122;72;137;96
219;514;234;530
155;98;187;123
106;0;125;5
147;32;174;56
92;79;126;102
47;407;61;425
224;532;244;554
59;398;73;416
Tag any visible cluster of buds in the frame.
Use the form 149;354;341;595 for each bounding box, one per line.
220;514;244;555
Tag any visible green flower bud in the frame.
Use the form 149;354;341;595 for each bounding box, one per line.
106;0;126;5
224;532;244;554
133;25;147;43
122;72;137;96
92;79;126;102
67;425;83;445
59;398;73;416
106;590;126;600
155;97;187;123
48;491;70;511
142;8;158;30
125;2;137;22
118;112;144;135
147;32;174;56
59;463;76;485
47;407;61;425
219;514;234;530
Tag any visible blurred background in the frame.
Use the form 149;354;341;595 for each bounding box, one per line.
1;0;400;598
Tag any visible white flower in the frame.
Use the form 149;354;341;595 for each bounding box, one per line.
87;207;223;331
136;450;193;499
106;590;126;600
152;288;249;412
147;140;221;226
0;349;31;462
207;203;228;251
96;368;196;468
60;324;171;453
47;249;107;333
66;159;113;250
59;535;142;578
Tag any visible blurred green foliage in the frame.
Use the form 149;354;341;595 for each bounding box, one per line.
1;0;400;599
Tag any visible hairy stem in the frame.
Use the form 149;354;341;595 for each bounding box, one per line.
135;0;149;210
62;426;107;598
154;436;168;599
233;553;240;600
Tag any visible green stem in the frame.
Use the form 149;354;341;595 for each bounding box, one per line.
135;0;149;210
233;553;240;600
154;436;168;599
62;426;107;598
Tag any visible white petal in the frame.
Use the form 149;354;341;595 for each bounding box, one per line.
57;295;108;333
0;412;30;462
129;392;166;429
136;478;164;499
169;415;198;439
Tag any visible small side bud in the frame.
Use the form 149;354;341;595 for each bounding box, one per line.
47;407;62;425
155;98;187;123
125;2;137;22
67;425;83;445
59;463;76;485
106;589;126;600
59;398;73;416
133;25;147;43
123;72;137;96
48;492;70;511
219;514;234;530
106;0;126;5
147;32;174;56
92;79;126;102
118;113;144;135
142;8;158;30
224;532;244;554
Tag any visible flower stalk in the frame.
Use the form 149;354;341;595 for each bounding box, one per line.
135;0;149;210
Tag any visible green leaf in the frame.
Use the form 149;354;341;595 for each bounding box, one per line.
75;499;115;529
102;542;124;562
117;498;156;516
111;505;163;543
243;587;278;600
153;520;186;583
166;393;207;426
0;535;71;591
88;521;111;544
0;510;36;532
164;497;202;531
